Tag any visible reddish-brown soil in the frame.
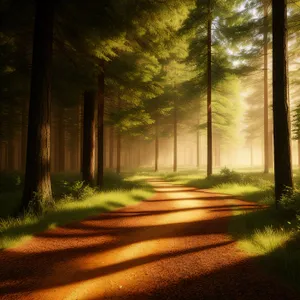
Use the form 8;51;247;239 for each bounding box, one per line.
0;180;298;299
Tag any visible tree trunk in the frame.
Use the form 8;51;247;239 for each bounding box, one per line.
7;103;16;171
116;133;121;174
137;137;141;168
268;131;274;169
55;118;60;173
15;136;20;170
263;2;269;174
21;0;54;212
97;72;105;188
116;97;121;174
82;90;96;186
155;117;159;172
173;98;177;172
272;0;293;204
196;120;200;169
71;120;78;172
104;126;109;169
207;0;213;177
125;147;129;170
71;142;77;172
78;99;82;173
21;100;28;171
0;142;6;171
58;106;65;172
109;126;114;169
8;138;16;171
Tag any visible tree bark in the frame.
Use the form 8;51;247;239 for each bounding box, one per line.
268;130;274;169
196;120;200;169
78;99;83;173
272;0;293;204
21;100;28;171
155;117;159;172
109;126;114;169
58;106;65;172
116;133;121;174
207;0;213;177
263;2;269;174
82;90;96;186
8;138;16;171
21;0;54;212
137;137;141;168
0;142;6;171
55;116;60;173
173;98;178;172
71;116;78;172
7;103;16;171
71;142;77;172
116;96;121;174
97;71;105;188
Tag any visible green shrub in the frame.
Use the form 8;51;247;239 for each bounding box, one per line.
280;188;300;215
62;180;97;200
219;167;242;183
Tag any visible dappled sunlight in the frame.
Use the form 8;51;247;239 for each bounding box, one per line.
0;186;153;250
239;226;295;256
1;0;300;297
1;179;295;299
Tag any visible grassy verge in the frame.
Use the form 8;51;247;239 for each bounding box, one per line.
229;205;300;292
157;168;274;204
0;172;153;249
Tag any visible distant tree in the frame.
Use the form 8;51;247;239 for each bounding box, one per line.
292;103;300;167
82;90;96;185
181;0;245;175
263;0;270;174
97;69;105;188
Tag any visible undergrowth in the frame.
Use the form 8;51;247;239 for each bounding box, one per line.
0;172;153;249
159;167;274;204
227;184;300;293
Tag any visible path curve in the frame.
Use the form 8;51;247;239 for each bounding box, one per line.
0;180;298;299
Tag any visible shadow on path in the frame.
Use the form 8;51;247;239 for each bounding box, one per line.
0;180;297;299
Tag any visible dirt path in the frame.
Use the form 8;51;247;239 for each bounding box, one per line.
0;180;298;300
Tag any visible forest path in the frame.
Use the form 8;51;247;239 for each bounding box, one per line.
0;179;298;300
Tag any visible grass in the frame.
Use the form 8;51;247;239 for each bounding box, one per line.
0;172;153;249
0;171;152;217
155;168;274;204
229;205;300;292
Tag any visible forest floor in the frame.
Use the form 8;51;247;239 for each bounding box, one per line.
0;179;298;300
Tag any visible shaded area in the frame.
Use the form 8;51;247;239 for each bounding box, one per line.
229;205;300;293
0;171;150;218
0;181;298;299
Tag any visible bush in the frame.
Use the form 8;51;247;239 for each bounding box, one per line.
62;180;97;201
280;188;300;215
219;167;242;183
